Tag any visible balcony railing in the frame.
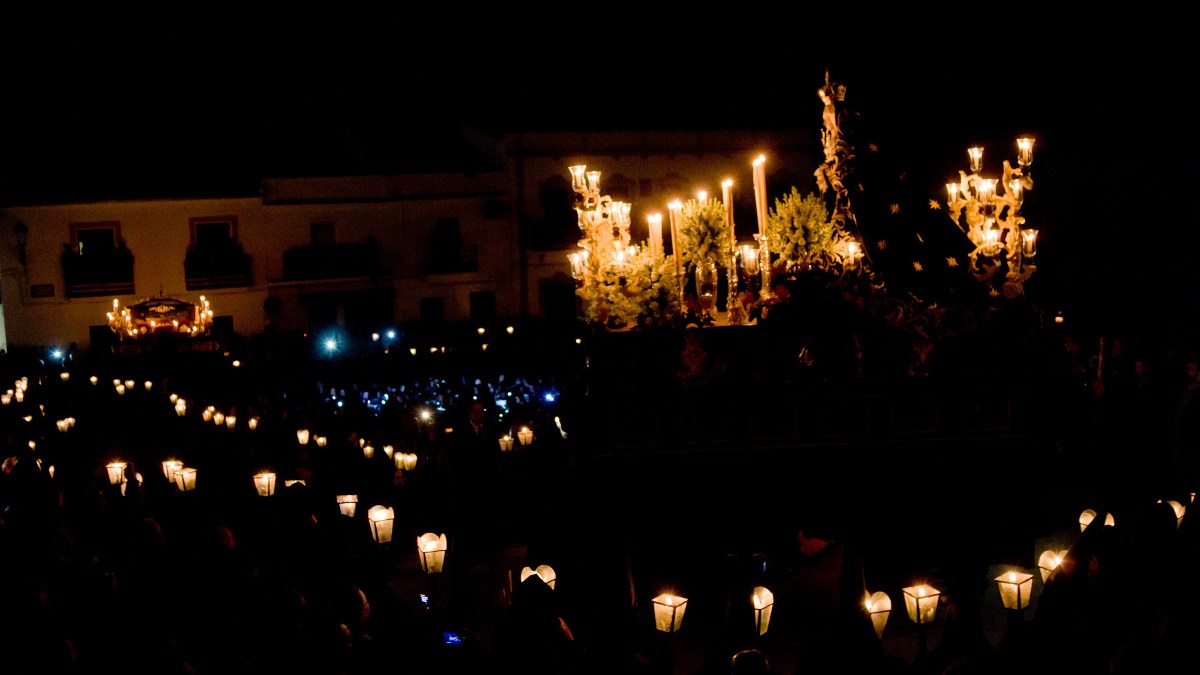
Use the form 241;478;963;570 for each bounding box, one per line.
185;246;253;290
280;242;380;282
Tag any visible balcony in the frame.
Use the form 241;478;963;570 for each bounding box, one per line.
61;244;134;298
184;243;253;290
280;241;381;282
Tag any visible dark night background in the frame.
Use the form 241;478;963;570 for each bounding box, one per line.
1;25;1194;340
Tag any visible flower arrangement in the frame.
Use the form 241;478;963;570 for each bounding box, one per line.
765;188;836;267
579;245;681;329
676;195;731;269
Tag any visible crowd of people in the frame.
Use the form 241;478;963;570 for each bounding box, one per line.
3;314;1200;674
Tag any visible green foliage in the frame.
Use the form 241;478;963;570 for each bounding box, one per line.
677;197;730;269
580;246;681;329
766;188;836;264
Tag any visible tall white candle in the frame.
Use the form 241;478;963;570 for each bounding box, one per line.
647;213;664;259
668;200;683;279
722;179;735;252
753;155;767;240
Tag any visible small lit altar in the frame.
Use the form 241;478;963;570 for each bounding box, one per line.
106;293;218;354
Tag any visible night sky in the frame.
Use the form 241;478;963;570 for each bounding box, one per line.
0;26;1192;336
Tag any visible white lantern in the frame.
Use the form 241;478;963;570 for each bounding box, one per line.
499;435;514;452
751;586;774;635
367;505;395;543
417;532;448;573
337;494;358;518
995;570;1034;611
253;472;276;497
174;467;197;492
162;459;184;481
1037;549;1069;582
106;462;127;485
652;593;688;633
902;584;940;625
520;564;557;590
315;436;327;447
517;426;533;446
296;429;310;445
865;590;892;638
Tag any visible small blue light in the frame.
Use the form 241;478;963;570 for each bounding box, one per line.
324;338;338;353
386;330;396;339
544;393;556;403
337;401;344;408
51;349;63;359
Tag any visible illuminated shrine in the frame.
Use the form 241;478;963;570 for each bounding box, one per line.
107;294;214;340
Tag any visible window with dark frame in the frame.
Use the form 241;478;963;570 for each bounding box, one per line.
71;222;119;256
190;216;237;249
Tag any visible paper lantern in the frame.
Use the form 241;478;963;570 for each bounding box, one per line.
174;467;197;492
253;472;276;497
417;532;448;573
337;494;358;518
751;586;774;635
1038;549;1069;582
865;591;892;638
995;570;1034;611
652;593;688;632
162;459;184;481
499;435;514;452
296;429;310;445
367;505;395;543
520;564;557;590
902;584;940;625
106;462;127;485
517;427;533;446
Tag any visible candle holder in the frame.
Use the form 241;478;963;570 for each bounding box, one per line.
727;253;746;325
757;235;776;302
944;137;1037;298
695;261;718;324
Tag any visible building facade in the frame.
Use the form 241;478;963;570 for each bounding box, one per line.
0;128;817;354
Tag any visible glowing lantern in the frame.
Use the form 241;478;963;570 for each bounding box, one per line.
417;532;448;573
751;586;774;635
902;584;940;625
652;593;688;632
995;570;1034;611
253;472;276;497
337;494;358;517
106;462;127;485
520;564;557;590
865;590;892;638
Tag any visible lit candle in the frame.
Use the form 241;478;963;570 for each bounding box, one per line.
752;155;767;240
722;179;735;252
668;200;683;279
647;213;664;258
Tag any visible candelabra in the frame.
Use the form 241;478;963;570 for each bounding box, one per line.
945;138;1037;298
567;165;680;328
569;164;632;283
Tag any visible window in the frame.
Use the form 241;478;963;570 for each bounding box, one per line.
71;221;120;256
190;216;237;249
470;291;496;324
535;176;576;250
